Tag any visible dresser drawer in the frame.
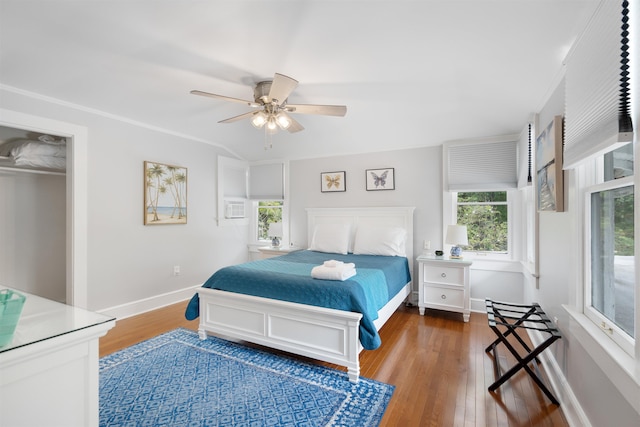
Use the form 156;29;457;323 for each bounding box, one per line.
422;265;465;286
423;286;465;309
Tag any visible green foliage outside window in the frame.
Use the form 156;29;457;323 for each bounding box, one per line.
257;201;283;240
612;189;635;256
457;192;508;252
604;143;634;256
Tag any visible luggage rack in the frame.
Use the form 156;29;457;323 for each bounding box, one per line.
484;299;562;405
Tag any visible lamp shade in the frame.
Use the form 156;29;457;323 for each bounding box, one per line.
268;222;283;237
445;224;468;246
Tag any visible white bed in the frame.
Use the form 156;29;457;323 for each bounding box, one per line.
196;206;415;382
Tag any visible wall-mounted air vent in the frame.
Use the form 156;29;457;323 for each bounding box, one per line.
225;202;245;219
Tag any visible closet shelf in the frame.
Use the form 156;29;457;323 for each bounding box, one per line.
0;165;65;176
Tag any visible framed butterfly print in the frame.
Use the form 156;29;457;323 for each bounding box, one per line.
321;171;346;192
366;168;395;191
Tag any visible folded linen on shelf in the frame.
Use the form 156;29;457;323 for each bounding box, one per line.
311;263;357;281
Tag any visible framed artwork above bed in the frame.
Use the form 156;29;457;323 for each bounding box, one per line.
321;171;346;192
366;168;394;191
144;161;187;225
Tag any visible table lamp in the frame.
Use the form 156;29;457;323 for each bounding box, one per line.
268;222;283;248
445;224;468;259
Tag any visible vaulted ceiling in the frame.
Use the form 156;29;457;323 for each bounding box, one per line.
0;0;599;161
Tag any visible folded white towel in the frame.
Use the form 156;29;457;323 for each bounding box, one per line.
311;265;357;281
323;260;344;268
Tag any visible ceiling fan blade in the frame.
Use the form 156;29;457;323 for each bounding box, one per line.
190;90;256;106
268;73;298;105
285;104;347;117
280;113;304;133
218;111;255;124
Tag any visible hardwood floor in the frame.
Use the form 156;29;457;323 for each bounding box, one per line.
99;301;568;427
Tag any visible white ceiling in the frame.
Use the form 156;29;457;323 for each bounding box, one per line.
0;0;599;161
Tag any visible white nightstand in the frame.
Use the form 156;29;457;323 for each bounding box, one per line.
258;246;301;259
416;256;472;322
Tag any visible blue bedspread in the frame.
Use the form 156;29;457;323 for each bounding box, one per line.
185;250;411;350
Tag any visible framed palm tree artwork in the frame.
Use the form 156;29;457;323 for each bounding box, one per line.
144;161;187;225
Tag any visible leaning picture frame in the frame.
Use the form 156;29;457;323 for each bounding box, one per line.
144;161;188;224
366;168;395;191
536;116;564;212
320;171;346;192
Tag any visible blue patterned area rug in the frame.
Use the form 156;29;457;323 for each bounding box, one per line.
99;328;394;426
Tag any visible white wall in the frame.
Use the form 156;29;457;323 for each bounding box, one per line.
0;171;66;302
0;87;250;315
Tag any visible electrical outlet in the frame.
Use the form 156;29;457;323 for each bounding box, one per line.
423;240;431;250
173;265;181;276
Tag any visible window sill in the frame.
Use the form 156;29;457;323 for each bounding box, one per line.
247;242;271;253
467;258;522;273
563;304;640;414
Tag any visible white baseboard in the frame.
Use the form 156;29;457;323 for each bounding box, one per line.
470;297;487;313
97;285;201;320
528;329;592;427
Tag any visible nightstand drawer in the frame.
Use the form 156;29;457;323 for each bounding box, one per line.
423;286;465;309
422;266;464;286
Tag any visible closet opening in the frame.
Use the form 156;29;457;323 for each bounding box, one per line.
0;109;88;308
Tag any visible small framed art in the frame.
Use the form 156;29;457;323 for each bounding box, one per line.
321;171;346;192
144;161;188;225
366;168;395;191
536;116;564;212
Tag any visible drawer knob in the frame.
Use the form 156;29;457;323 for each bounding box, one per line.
441;273;447;278
441;294;447;300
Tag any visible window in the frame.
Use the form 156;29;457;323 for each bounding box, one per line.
561;0;638;402
456;191;509;254
585;144;635;355
256;201;283;241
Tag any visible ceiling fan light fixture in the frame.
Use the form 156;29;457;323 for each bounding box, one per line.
191;73;346;149
275;112;291;130
266;116;279;134
251;111;267;128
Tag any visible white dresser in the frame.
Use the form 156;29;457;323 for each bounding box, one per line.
416;256;472;322
0;287;115;427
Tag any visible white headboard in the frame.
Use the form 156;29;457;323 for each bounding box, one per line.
306;206;415;275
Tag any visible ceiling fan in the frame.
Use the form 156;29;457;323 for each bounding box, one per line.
191;73;347;135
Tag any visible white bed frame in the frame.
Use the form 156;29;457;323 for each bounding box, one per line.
197;206;415;382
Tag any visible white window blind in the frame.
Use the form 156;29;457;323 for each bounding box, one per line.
444;138;518;191
217;156;249;226
222;162;247;198
249;162;284;200
563;0;633;169
517;122;533;189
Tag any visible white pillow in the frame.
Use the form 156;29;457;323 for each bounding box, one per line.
353;225;407;257
308;223;351;255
